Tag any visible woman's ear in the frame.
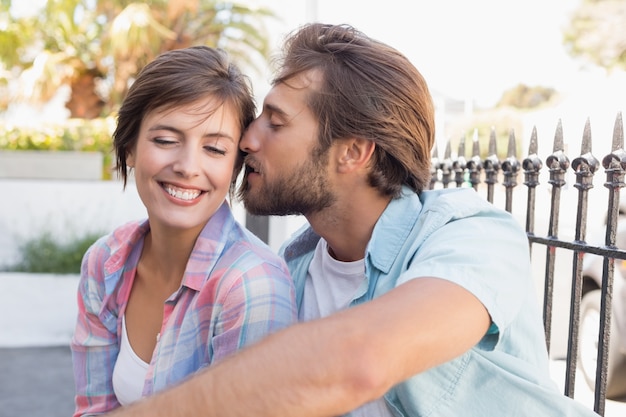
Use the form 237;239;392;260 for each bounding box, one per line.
126;151;135;169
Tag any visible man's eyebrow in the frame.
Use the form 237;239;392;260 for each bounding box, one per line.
264;102;289;118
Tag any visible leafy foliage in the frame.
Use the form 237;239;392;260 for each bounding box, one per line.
496;84;558;109
4;231;103;274
0;117;116;178
0;0;275;118
444;108;525;161
563;0;626;70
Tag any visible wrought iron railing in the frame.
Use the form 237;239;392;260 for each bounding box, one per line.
430;112;626;416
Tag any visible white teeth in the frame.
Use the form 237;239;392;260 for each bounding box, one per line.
164;184;201;201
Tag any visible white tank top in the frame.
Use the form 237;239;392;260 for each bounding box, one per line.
303;239;394;417
112;315;150;405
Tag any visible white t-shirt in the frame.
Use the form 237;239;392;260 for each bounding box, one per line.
302;239;393;417
112;315;150;406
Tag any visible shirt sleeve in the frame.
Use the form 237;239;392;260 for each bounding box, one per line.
398;207;533;349
70;243;121;416
209;251;297;363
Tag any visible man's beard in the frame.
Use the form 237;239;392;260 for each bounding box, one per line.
241;148;336;216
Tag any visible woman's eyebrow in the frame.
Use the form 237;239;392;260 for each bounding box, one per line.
148;124;181;134
149;124;235;143
204;132;236;143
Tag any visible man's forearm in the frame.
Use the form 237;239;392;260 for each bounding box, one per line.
107;319;370;417
108;373;213;417
108;278;490;417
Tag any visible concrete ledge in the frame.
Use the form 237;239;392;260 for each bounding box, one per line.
0;273;79;347
0;150;103;180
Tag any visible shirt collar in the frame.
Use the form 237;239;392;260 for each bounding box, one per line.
181;201;233;291
366;186;422;274
103;201;233;294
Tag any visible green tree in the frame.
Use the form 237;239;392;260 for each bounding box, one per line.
563;0;626;70
0;0;275;119
496;84;558;109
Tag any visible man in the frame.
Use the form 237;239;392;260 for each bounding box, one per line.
110;23;599;416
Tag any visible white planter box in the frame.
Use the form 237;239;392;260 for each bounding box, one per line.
0;150;103;180
0;273;79;347
0;179;148;268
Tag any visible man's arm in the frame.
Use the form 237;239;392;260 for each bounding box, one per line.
109;277;490;417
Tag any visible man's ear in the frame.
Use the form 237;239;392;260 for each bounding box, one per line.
337;137;375;173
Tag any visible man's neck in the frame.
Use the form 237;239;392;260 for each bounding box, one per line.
306;191;392;262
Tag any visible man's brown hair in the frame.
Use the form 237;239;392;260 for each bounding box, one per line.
274;23;435;196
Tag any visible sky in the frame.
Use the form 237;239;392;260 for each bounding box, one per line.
10;0;625;150
247;0;589;106
246;0;626;155
10;0;615;107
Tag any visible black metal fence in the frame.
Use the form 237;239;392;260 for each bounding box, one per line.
429;112;626;416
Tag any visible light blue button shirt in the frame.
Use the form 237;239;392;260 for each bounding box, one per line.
281;186;599;417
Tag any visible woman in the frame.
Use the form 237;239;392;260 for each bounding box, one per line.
70;46;297;416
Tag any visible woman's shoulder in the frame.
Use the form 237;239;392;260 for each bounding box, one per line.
83;219;148;274
229;226;285;266
93;219;147;250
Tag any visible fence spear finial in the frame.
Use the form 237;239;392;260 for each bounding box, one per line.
528;126;538;155
472;128;480;158
572;117;598;175
458;134;466;159
507;128;517;158
444;139;451;159
581;117;592;155
553;119;564;152
547;119;570;173
612;111;624;152
489;126;497;156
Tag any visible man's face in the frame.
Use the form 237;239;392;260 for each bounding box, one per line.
239;72;335;216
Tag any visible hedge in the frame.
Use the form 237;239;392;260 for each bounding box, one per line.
0;117;116;179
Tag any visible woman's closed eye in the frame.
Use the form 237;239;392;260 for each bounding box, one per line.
204;145;227;155
152;137;178;146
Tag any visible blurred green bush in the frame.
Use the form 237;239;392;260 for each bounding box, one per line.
0;117;116;179
2;231;103;274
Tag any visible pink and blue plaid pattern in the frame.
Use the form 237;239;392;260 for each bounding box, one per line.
71;202;297;416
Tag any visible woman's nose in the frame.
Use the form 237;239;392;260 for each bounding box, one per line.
172;146;201;178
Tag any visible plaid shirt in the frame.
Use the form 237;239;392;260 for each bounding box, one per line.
71;202;297;416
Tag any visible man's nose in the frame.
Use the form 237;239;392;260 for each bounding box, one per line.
240;119;260;153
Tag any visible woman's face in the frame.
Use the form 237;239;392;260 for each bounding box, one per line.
128;97;240;234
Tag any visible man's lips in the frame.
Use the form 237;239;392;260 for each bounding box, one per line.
244;161;261;175
244;160;263;181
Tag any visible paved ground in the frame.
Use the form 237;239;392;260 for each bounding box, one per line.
0;346;74;417
1;345;625;417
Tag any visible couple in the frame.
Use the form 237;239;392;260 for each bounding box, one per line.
72;23;599;416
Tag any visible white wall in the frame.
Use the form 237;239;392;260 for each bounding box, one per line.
0;178;305;349
0;179;147;268
0;273;79;347
0;178;306;268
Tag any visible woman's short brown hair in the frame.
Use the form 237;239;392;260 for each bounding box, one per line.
113;46;256;190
